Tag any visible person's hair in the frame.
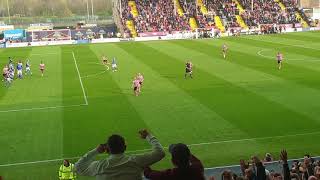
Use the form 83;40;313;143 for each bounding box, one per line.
171;144;190;169
221;170;233;180
107;134;126;154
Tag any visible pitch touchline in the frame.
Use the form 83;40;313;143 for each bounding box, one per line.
1;131;320;167
72;51;89;105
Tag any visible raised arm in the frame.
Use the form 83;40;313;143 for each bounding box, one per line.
74;144;106;176
280;149;291;180
133;129;165;167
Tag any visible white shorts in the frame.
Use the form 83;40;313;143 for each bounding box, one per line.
17;70;23;76
26;67;31;71
112;64;117;69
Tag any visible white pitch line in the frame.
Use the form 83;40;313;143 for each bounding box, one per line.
72;51;88;105
242;36;320;51
257;49;320;61
257;50;275;60
31;53;60;56
1;131;320;167
80;70;107;79
0;104;87;113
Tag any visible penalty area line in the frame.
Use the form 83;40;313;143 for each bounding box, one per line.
0;104;87;113
72;51;88;105
1;131;320;167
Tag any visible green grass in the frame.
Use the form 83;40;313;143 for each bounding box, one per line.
1;31;320;179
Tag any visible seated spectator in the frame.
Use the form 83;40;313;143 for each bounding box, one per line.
75;129;165;180
144;143;205;180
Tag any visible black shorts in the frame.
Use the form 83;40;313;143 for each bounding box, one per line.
134;87;138;91
3;73;6;77
186;68;192;73
278;60;282;64
139;82;143;85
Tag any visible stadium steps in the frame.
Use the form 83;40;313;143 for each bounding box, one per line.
189;17;199;30
236;15;248;29
295;12;309;28
233;0;245;13
275;0;309;28
275;0;286;11
126;20;138;37
197;0;208;15
128;1;139;18
173;0;185;17
214;16;226;32
232;0;248;29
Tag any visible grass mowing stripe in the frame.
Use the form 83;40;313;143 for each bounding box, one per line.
98;43;249;144
0;47;64;180
119;42;316;138
149;40;320;126
0;47;32;106
61;45;149;158
242;35;320;51
197;38;320;91
272;31;320;42
235;36;320;59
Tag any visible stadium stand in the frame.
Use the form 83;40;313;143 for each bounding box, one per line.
239;0;300;27
134;0;191;33
118;0;312;37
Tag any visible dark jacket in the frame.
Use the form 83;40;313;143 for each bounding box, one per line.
144;155;205;180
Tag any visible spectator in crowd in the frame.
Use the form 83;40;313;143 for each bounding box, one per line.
208;150;319;180
264;153;273;162
144;143;205;180
75;129;165;180
221;169;236;180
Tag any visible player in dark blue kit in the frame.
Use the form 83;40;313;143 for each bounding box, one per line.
17;61;23;79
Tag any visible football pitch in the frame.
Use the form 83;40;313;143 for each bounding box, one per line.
1;31;320;179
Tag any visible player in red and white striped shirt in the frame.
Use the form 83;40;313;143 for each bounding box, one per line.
276;52;283;70
39;61;45;77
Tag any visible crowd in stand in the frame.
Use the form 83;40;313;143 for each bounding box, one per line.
239;0;299;27
120;0;132;34
182;1;215;29
119;0;312;36
217;151;320;180
134;0;190;33
206;0;240;29
68;129;320;180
